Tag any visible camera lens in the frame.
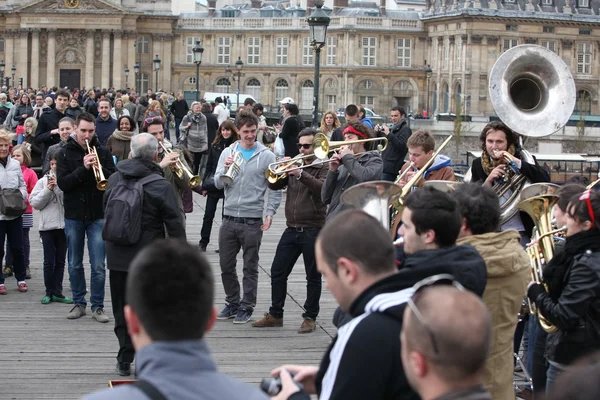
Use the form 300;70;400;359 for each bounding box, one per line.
259;377;281;396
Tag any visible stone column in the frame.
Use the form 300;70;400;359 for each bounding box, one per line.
113;31;123;89
127;31;136;89
161;35;172;92
30;29;40;89
18;29;29;88
101;31;110;89
152;34;162;90
46;29;56;87
85;30;95;89
4;30;15;86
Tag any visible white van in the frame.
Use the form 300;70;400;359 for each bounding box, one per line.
202;92;257;110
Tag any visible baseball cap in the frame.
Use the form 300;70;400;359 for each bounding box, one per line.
279;97;294;105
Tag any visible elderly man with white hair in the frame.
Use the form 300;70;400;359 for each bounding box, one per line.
103;132;186;377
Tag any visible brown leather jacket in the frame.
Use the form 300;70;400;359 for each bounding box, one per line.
268;160;328;228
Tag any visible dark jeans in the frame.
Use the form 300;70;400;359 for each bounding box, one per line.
269;227;322;320
532;319;548;397
110;270;135;364
381;172;397;182
40;229;67;297
192;151;207;177
164;122;170;141
0;217;26;284
174;117;183;142
219;218;263;312
200;195;223;246
6;227;30;268
546;360;567;392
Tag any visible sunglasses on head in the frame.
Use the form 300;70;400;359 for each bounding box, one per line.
143;116;165;125
297;143;312;149
407;274;465;356
579;189;596;226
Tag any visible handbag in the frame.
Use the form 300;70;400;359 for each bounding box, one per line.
0;187;26;217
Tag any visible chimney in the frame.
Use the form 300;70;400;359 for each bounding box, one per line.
334;0;348;12
307;0;316;8
380;0;386;15
208;0;217;16
251;0;262;8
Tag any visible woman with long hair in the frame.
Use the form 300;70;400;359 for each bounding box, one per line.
198;120;239;252
320;111;341;140
22;117;42;167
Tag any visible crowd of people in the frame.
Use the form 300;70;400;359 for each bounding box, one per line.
0;84;599;400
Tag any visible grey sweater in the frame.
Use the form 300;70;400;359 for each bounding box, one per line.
29;175;65;231
179;112;208;153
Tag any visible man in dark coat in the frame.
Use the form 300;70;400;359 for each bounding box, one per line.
170;92;190;141
380;107;412;181
104;133;186;377
35;89;70;163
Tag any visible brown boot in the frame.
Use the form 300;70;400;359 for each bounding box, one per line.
251;313;283;328
298;318;316;334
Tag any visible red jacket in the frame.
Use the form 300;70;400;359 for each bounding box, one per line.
21;164;38;214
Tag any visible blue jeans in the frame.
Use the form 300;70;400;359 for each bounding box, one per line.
65;219;106;311
546;360;567;392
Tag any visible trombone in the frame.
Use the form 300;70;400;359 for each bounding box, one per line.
313;133;387;160
265;153;313;184
159;142;201;188
85;139;108;191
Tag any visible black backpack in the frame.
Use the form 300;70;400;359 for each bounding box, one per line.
103;173;163;245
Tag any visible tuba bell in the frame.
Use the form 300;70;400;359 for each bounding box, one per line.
340;181;403;231
465;44;576;224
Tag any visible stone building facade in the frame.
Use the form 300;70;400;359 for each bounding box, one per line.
1;0;600;118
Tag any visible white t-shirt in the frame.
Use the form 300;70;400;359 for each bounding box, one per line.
213;103;230;125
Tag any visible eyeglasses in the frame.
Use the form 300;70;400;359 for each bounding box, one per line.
407;274;465;356
297;143;312;149
579;189;596;225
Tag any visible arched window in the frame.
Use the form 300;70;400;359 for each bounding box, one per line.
363;80;374;89
576;89;592;115
442;83;449;113
136;36;149;54
275;79;289;104
140;72;149;94
300;80;314;110
216;78;231;94
247;78;261;102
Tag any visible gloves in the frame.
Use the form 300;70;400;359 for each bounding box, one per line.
527;282;545;302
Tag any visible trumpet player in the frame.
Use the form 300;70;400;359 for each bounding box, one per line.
56;112;116;322
252;128;327;334
321;122;383;221
214;110;282;324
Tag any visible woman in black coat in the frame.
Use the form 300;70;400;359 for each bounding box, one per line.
527;189;600;391
13;93;33;127
198;120;239;251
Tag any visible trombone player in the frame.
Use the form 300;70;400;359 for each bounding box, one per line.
321;122;383;221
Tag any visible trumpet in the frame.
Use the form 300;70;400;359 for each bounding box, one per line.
85;139;108;191
312;133;388;160
265;154;312;184
159;142;201;188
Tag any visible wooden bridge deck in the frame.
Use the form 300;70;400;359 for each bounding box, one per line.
0;194;338;399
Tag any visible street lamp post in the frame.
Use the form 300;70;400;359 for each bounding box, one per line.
307;0;330;127
124;67;129;89
0;61;5;86
11;65;16;88
225;65;232;94
424;64;432;118
192;41;204;102
133;62;140;94
153;54;161;92
235;57;243;109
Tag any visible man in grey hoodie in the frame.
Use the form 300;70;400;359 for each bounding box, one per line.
214;110;282;324
82;240;268;400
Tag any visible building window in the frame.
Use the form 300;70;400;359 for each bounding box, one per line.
363;80;373;89
222;10;235;17
503;39;518;52
577;43;592;74
506;25;518;31
302;37;314;66
275;79;289;103
217;37;231;65
300;80;314;110
186;36;201;63
541;40;556;52
136;36;149;54
396;38;411;68
542;25;554;32
455;36;462;70
576;89;592;115
189;77;196;84
247;37;260;65
215;77;231;94
326;36;337;65
276;37;289;65
579;0;589;6
247;78;261;102
362;37;376;66
579;29;591;35
327;95;337;111
359;96;375;108
140;72;149;93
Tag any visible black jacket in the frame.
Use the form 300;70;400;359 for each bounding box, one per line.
13;104;33;125
382;119;412;176
56;135;116;221
202;139;232;199
279;115;305;158
399;244;488;297
170;99;189;119
203;112;219;145
65;106;84;120
316;273;421;400
104;158;186;272
35;107;66;162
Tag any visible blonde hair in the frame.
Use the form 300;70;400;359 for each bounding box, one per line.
24;117;38;137
12;144;31;166
320;111;341;131
122;95;130;104
0;128;12;144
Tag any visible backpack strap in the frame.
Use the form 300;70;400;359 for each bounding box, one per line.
137;174;164;186
132;380;168;400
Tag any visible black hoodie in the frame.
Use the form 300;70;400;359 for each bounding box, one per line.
35;107;66;162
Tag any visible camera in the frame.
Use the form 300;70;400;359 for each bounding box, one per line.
260;370;303;396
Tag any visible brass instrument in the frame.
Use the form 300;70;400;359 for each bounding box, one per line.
464;44;576;224
265;153;314;184
340;180;403;231
312;133;388;160
587;171;600;190
159;142;201;188
395;162;415;185
422;180;463;193
517;183;562;333
220;146;244;185
85;139;108;191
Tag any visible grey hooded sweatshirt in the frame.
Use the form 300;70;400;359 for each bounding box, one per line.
214;141;281;219
82;340;268;400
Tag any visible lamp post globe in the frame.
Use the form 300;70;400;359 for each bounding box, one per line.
124;67;130;89
307;0;330;127
153;55;161;92
424;64;433;118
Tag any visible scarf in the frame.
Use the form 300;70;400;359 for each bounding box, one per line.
111;130;134;141
544;229;600;299
481;144;517;176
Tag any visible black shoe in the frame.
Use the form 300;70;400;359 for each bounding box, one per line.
199;243;207;252
215;248;219;253
116;362;131;376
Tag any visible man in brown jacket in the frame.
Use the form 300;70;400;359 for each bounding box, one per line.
397;129;456;185
453;183;530;400
252;127;327;333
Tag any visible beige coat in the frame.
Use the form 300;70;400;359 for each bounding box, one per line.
457;230;530;400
